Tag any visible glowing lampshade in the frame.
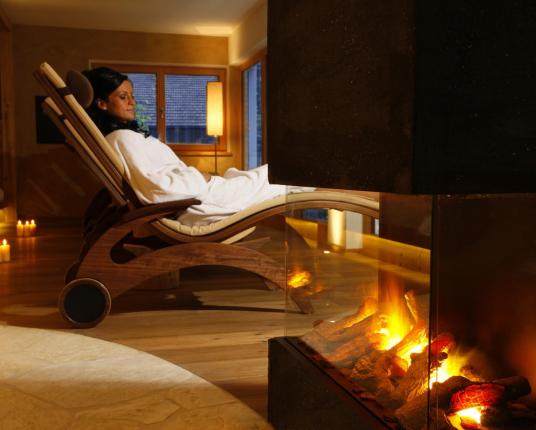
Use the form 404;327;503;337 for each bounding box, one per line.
328;209;346;249
206;81;223;136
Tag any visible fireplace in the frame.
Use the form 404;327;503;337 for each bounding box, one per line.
265;1;536;429
269;193;536;429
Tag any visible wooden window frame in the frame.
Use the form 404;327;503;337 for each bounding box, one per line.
240;49;266;168
91;62;227;155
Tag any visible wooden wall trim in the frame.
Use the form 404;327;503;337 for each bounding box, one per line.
0;25;17;222
238;49;267;168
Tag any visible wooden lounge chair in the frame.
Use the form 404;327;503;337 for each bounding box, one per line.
34;62;380;328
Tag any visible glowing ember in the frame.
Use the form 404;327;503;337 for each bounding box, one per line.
430;333;456;356
446;384;506;430
287;270;312;288
451;383;505;411
455;407;483;429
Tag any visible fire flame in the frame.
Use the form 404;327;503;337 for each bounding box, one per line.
375;326;403;351
287;270;312;288
367;279;429;365
374;299;410;349
431;355;462;386
429;349;475;388
398;336;428;363
371;301;427;363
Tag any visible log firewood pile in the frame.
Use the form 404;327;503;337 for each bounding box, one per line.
300;293;536;430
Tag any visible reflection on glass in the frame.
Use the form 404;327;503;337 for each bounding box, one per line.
284;194;432;421
281;192;536;429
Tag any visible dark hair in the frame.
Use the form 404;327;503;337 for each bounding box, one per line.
82;67;149;137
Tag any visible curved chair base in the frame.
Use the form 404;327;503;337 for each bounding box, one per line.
64;261;81;284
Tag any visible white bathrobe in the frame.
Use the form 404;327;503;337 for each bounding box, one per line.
106;129;311;225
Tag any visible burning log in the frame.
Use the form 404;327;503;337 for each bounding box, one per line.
360;322;426;374
427;408;455;430
450;383;506;428
509;401;536;422
347;321;428;409
301;297;377;352
321;309;431;368
391;320;428;362
395;376;473;430
321;314;381;367
404;290;419;324
323;337;374;368
390;348;428;405
450;383;506;412
449;376;531;428
396;375;532;430
430;333;456;357
348;350;398;406
391;332;456;404
493;376;532;401
389;355;410;378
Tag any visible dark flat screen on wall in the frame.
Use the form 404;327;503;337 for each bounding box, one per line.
35;96;66;144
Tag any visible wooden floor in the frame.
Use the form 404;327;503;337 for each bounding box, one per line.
0;220;320;417
0;218;385;419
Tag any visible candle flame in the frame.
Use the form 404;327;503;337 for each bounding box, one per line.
24;220;29;225
17;220;22;225
2;239;6;246
30;219;35;225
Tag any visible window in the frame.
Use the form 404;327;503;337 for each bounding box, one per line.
241;52;265;169
126;73;157;137
91;63;226;154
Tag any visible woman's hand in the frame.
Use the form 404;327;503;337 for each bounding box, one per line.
201;172;212;182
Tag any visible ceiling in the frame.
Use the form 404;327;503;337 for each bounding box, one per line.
0;0;262;36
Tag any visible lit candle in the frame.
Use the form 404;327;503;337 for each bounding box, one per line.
16;220;24;237
29;220;37;236
23;220;30;237
0;239;10;263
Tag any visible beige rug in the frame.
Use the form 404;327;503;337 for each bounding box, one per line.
0;325;272;429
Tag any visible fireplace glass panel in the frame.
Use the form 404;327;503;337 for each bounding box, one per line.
430;194;536;430
277;191;536;430
283;191;433;424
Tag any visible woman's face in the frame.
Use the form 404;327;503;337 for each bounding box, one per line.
97;80;136;122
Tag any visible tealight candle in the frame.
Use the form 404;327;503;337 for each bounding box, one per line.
16;220;24;237
23;220;30;237
0;239;10;263
29;220;37;236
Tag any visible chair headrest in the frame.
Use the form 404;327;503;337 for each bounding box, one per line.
65;70;94;108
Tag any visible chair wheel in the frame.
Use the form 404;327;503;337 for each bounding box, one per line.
59;278;111;328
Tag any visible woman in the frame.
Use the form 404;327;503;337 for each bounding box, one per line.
83;67;312;226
